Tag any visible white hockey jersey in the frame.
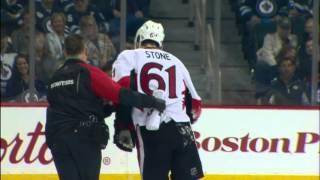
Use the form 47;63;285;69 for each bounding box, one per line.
112;48;201;126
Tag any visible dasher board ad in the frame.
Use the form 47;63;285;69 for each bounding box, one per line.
0;106;319;179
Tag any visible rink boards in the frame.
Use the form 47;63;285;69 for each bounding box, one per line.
0;105;319;180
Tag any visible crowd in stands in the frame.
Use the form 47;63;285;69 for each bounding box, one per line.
1;0;319;105
229;0;319;105
1;0;150;103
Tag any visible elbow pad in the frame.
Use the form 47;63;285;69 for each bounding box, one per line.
119;88;166;112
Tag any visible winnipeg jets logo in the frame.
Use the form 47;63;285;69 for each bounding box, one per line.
257;0;277;17
262;1;273;13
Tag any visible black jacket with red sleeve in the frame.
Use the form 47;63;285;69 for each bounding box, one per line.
45;59;122;145
45;58;165;146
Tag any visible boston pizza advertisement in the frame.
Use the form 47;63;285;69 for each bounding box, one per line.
0;106;319;179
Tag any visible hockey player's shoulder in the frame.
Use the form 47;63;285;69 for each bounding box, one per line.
117;49;137;59
162;51;184;65
119;49;134;55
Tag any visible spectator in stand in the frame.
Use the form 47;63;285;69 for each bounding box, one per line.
0;0;24;34
239;0;289;31
35;0;65;33
1;60;13;101
11;10;46;55
298;36;320;102
297;38;313;81
136;0;151;17
1;31;16;101
46;13;68;62
14;0;29;7
291;11;314;43
65;0;109;34
0;28;15;54
45;13;69;80
296;15;314;48
263;57;309;105
79;15;117;68
34;32;49;81
239;0;289;70
0;30;17;100
1;31;10;57
254;17;298;97
91;0;114;21
303;16;314;40
59;0;73;7
5;54;47;102
256;17;298;67
255;45;298;103
109;0;146;40
288;0;313;17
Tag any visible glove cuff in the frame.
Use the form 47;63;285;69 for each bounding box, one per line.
115;121;135;131
191;99;202;123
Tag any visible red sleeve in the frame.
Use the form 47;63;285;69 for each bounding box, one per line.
117;73;138;89
80;63;121;104
117;76;131;88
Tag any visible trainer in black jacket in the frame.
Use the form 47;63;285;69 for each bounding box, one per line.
45;34;165;180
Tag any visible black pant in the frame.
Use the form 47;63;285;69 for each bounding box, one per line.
50;131;101;180
137;121;204;180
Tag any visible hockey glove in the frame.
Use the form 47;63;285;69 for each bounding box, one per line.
113;101;136;152
114;129;136;152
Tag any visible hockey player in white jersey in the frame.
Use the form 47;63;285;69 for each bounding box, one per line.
112;20;204;180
